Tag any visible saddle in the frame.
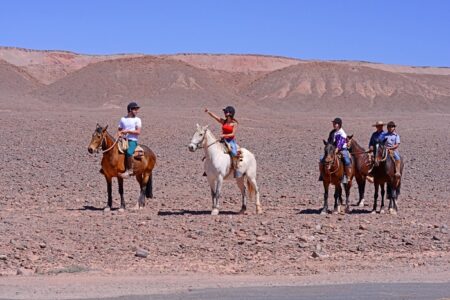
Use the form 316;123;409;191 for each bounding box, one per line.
221;140;243;161
118;137;145;160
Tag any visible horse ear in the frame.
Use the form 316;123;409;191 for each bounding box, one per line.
323;139;327;145
196;123;200;130
103;125;108;132
348;134;353;140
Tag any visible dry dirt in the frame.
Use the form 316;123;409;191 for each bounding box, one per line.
0;48;449;298
1;105;449;278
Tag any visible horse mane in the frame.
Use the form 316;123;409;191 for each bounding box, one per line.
350;138;365;152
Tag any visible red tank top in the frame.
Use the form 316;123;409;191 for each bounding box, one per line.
222;122;235;139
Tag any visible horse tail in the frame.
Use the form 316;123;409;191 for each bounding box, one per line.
145;173;153;198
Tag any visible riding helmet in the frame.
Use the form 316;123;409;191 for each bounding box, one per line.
223;106;235;117
332;117;342;126
127;102;140;112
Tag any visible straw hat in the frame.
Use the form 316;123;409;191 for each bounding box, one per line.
372;121;385;127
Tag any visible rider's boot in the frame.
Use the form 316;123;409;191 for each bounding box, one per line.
119;156;134;179
394;160;401;178
342;165;351;184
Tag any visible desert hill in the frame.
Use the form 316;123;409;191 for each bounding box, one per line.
1;46;450;112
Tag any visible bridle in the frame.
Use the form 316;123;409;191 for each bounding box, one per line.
93;130;118;154
192;129;219;149
324;152;340;175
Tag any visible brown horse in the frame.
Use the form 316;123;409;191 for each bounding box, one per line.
372;140;404;214
88;124;156;211
319;141;354;214
347;135;385;211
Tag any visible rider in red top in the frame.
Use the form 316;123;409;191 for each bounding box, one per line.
205;106;241;177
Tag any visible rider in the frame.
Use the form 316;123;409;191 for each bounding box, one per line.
319;118;352;183
204;106;242;178
118;102;142;179
366;121;386;183
384;121;402;178
331;117;352;183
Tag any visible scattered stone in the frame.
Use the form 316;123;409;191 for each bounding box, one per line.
359;224;368;230
0;255;7;261
135;248;149;258
315;224;322;231
39;242;47;249
311;251;328;259
432;235;440;241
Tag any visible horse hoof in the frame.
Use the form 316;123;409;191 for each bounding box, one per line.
371;210;376;214
211;208;219;216
358;199;365;207
389;208;397;215
104;207;111;212
345;208;351;214
256;205;263;215
320;209;327;215
131;204;140;211
380;209;385;214
118;208;125;213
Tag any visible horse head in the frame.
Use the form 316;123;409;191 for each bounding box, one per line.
323;140;337;170
188;124;209;152
346;134;354;150
88;124;108;154
374;138;387;166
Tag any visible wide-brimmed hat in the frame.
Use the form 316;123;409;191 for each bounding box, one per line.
387;121;396;128
372;121;385;127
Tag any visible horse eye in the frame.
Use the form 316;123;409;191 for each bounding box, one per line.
199;134;203;136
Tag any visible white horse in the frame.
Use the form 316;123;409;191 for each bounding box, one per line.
188;124;262;215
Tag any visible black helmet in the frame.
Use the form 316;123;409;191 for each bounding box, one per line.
332;117;342;126
127;102;140;112
223;106;235;117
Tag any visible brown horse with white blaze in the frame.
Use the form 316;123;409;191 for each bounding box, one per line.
87;124;156;211
319;141;354;214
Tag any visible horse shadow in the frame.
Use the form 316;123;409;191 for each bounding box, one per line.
158;209;239;216
67;205;114;211
298;208;322;215
298;208;372;215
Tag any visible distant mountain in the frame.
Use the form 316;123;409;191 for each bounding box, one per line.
1;46;449;112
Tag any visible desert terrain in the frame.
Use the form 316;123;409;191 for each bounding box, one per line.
0;47;449;298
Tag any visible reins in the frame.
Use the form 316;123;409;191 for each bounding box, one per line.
100;133;119;154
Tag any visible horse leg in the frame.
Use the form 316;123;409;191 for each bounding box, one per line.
247;176;262;214
321;182;329;215
333;185;342;214
372;183;379;213
380;184;386;214
211;177;223;215
236;177;247;214
118;177;125;211
136;174;146;209
344;182;351;214
389;186;398;215
357;177;366;207
145;172;153;199
105;176;113;211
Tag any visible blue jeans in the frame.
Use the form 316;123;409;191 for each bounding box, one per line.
126;140;138;157
225;138;238;157
392;150;401;161
341;149;351;166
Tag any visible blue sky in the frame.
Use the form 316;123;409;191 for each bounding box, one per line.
1;0;449;67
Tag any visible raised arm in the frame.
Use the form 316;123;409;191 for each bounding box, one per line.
204;108;223;124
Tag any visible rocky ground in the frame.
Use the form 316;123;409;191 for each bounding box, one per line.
1;105;449;282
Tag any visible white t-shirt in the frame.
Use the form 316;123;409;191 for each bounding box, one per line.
118;116;142;141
